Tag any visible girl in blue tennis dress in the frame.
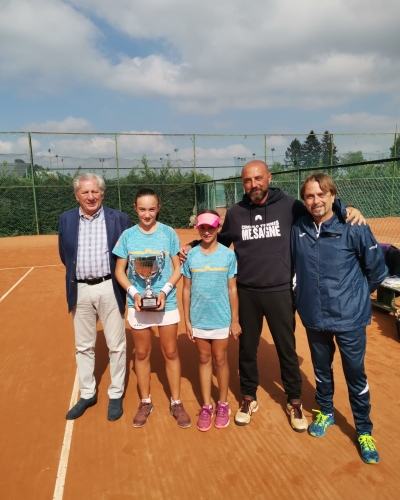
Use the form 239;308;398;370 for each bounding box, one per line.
182;209;241;431
113;188;191;429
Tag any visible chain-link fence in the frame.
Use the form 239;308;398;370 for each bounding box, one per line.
0;131;399;237
196;157;400;246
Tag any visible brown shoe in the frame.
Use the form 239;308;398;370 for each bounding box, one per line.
170;402;191;428
133;401;154;427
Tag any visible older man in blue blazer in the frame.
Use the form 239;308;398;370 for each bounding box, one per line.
59;173;131;421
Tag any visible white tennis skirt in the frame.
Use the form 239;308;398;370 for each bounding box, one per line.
127;307;180;330
192;327;230;340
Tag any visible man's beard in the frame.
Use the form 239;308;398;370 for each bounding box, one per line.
249;187;268;202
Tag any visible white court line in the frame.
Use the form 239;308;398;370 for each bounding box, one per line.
53;371;79;500
0;264;62;271
0;267;34;302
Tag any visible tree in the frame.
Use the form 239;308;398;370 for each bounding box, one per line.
270;161;285;172
389;134;400;168
389;134;400;157
301;130;321;168
320;131;339;166
285;138;302;167
340;151;365;165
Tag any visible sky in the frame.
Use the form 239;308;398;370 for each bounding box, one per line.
0;0;399;171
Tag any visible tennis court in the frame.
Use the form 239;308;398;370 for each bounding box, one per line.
0;228;399;500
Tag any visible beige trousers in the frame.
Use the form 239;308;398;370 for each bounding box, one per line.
72;280;126;399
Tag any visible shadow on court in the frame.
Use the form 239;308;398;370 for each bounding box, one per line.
92;321;356;439
371;308;400;342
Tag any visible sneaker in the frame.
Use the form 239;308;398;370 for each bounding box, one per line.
197;405;213;432
308;409;334;437
133;401;154;427
215;402;231;429
170;402;191;428
234;396;259;426
286;400;308;433
357;434;380;464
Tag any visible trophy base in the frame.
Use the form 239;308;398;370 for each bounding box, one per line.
140;297;158;310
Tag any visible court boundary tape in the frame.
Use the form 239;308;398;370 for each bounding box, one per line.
0;267;34;302
53;371;79;500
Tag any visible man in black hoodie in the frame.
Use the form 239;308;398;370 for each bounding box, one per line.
181;160;363;431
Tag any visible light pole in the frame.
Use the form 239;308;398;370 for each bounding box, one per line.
48;149;52;169
271;148;275;163
174;148;179;162
61;158;64;172
55;154;59;170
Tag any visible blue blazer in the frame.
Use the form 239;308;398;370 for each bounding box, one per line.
58;205;132;314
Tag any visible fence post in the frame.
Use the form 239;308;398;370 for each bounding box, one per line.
28;132;40;235
297;167;301;199
114;134;122;211
264;135;267;163
213;180;216;209
389;126;398;216
193;134;197;212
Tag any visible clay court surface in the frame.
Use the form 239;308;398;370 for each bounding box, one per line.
0;227;399;500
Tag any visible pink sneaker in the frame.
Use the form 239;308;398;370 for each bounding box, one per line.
197;405;213;432
214;402;231;429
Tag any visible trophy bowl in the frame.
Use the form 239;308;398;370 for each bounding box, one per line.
128;252;165;310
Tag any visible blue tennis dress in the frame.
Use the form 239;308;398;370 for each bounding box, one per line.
181;243;237;329
113;222;180;312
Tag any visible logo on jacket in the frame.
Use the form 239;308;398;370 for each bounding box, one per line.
241;220;281;240
369;244;377;250
255;215;262;221
299;233;305;238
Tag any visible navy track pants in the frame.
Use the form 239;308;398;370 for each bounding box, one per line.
306;326;372;434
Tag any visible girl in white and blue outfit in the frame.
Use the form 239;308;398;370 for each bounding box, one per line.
182;210;241;432
114;188;191;429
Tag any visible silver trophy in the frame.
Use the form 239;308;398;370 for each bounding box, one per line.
128;251;165;309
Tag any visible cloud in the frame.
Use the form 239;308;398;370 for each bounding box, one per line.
22;117;93;133
0;140;14;154
1;1;399;114
327;113;400;133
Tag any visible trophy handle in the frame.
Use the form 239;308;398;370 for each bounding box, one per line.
157;251;165;268
128;254;136;276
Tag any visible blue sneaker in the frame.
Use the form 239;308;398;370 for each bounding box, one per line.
357;434;380;464
308;409;334;437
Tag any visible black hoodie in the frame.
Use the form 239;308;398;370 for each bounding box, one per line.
218;187;307;291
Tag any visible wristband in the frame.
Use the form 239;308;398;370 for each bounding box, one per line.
161;282;173;297
127;285;140;299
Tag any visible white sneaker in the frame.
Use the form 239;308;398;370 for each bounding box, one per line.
234;396;259;426
286;400;308;432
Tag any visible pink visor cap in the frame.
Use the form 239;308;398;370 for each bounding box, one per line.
195;213;220;228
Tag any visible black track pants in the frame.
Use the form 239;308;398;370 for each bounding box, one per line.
237;287;302;402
